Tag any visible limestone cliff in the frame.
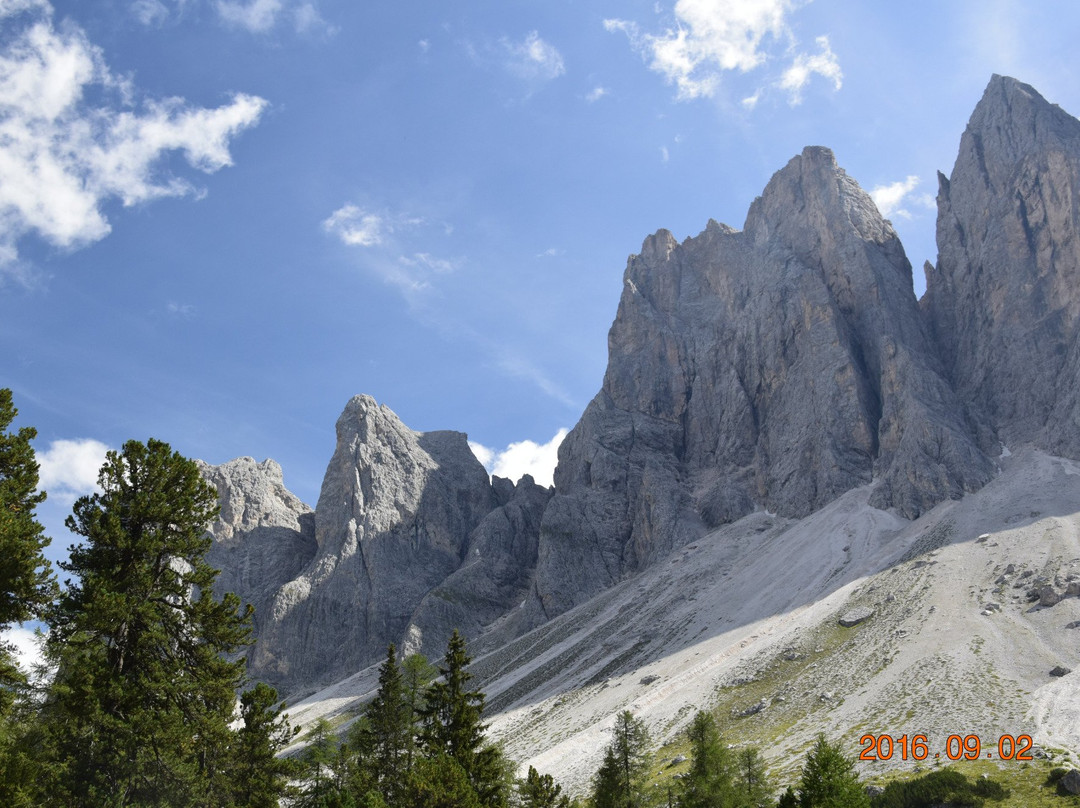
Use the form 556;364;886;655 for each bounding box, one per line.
923;75;1080;458
203;396;551;692
528;146;994;620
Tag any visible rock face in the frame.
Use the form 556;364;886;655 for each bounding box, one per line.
203;396;551;692
205;75;1080;696
528;146;993;620
200;457;317;647
924;75;1080;457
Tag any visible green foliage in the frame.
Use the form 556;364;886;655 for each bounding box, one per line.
402;651;436;772
735;746;772;808
299;717;346;807
420;629;509;806
778;786;799;808
234;681;301;807
798;735;870;808
0;389;56;712
40;438;253;806
407;752;483;808
869;767;1008;808
677;710;738;808
352;644;412;804
592;710;651;808
519;764;571;808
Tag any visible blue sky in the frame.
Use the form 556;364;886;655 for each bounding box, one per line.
3;0;1079;568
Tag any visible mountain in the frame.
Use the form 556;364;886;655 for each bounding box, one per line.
923;75;1080;458
201;395;551;691
202;74;1080;787
525;144;993;625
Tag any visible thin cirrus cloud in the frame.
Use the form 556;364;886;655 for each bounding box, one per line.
130;0;332;34
0;0;266;273
322;204;460;294
468;428;569;488
604;0;841;104
501;31;566;81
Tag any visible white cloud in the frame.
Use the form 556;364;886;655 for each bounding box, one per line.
166;301;196;317
469;429;569;488
660;145;670;163
0;626;46;679
502;31;565;81
586;86;609;102
467;441;494;468
37;438;111;499
322;205;388;247
322;203;460;295
870;175;934;220
401;252;461;274
605;0;842;103
778;35;842;104
131;0;170;25
215;0;282;32
0;2;266;267
741;88;762;109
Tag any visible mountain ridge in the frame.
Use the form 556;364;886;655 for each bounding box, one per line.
200;74;1080;771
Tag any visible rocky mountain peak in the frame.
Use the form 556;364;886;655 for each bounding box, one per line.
924;74;1080;457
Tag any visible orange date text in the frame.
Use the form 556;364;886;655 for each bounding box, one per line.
858;733;1034;762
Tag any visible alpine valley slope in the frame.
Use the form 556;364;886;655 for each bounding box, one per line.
202;75;1080;789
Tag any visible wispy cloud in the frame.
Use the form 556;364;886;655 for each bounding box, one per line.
36;438;111;500
586;86;609;103
870;175;933;220
322;205;390;247
777;35;842;104
0;1;266;268
501;31;566;81
469;428;569;487
322;203;459;295
605;0;841;104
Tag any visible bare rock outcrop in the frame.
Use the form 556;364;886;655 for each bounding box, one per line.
200;457;317;646
529;146;993;621
204;396;552;693
923;75;1080;457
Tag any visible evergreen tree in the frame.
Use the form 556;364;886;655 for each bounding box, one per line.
677;711;737;808
0;389;55;710
233;681;300;807
777;787;798;808
592;746;625;808
735;747;772;808
798;735;870;808
354;644;412;805
519;765;571;808
419;629;509;806
41;438;253;807
592;710;651;808
402;651;435;774
298;717;348;807
407;752;482;808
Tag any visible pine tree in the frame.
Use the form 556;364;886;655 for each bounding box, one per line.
0;389;55;708
419;630;509;806
233;681;300;807
677;711;737;808
797;735;870;808
354;644;412;805
41;438;253;806
592;710;651;808
406;752;482;808
735;747;772;808
518;765;571;808
402;651;435;774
